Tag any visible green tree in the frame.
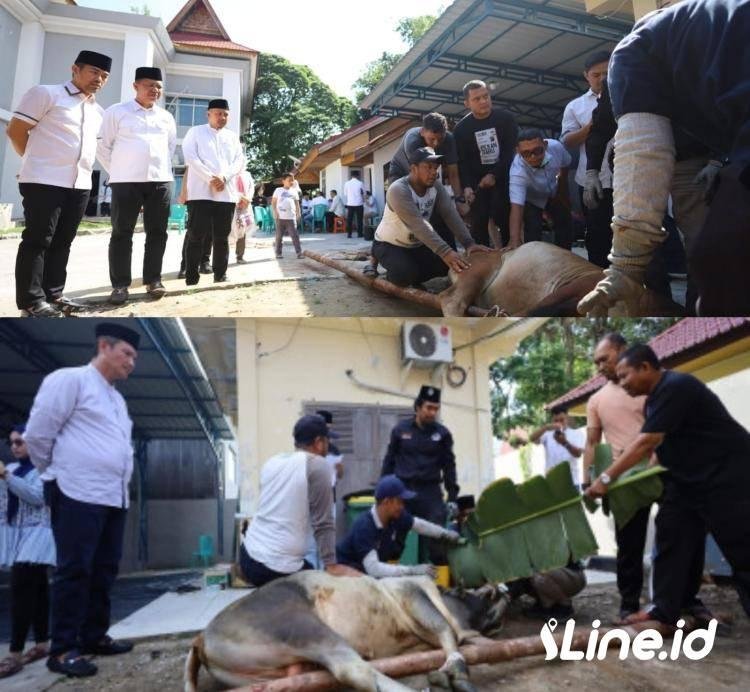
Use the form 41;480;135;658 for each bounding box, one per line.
129;4;151;15
352;13;438;104
490;318;680;437
245;54;357;181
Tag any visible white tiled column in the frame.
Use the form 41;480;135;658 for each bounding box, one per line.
121;30;154;103
222;70;242;135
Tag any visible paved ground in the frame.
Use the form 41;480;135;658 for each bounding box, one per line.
0;228;685;318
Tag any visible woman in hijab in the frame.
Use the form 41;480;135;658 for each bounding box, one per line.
0;424;56;678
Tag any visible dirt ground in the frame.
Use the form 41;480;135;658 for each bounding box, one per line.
46;582;748;692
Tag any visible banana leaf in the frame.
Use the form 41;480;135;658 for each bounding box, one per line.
447;522;485;588
592;444;666;529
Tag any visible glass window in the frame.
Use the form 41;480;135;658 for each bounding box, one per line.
166;96;215;127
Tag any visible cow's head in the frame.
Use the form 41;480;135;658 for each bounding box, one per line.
441;584;509;636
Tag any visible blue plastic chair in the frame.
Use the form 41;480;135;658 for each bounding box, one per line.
312;204;327;233
168;204;187;233
192;533;214;567
261;207;275;234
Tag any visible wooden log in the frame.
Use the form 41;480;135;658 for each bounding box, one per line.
232;621;669;692
301;250;490;317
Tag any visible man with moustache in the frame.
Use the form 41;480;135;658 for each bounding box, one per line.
7;51;112;317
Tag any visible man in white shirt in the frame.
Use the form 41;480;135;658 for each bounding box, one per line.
271;173;303;259
98;67;177;305
560;51;611;267
240;415;361;587
181;99;246;285
530;405;586;488
343;170;365;238
6;50;112;317
24;323;139;679
363;191;379;225
506;128;572;251
325;189;345;232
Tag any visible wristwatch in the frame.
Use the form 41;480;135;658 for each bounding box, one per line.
454;195;466;203
599;472;612;486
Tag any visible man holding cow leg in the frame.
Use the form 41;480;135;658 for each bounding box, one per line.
240;415;361;587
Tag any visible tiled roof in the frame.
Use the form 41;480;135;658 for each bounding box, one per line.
547;318;750;409
170;31;257;55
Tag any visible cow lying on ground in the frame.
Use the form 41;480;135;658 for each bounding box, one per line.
438;242;683;317
184;572;508;692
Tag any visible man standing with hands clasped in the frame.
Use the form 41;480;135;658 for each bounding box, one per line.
98;67;176;306
24;323;140;678
181;99;246;285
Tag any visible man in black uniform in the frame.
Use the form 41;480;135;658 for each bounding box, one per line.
381;386;459;564
453;80;518;247
586;344;750;625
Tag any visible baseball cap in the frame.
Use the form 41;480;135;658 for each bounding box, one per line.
408;146;444;166
375;475;417;501
293;414;338;445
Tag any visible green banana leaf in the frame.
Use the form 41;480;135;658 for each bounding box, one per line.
448;462;598;585
591;444;666;529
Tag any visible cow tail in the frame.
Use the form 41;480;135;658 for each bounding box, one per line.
184;633;205;692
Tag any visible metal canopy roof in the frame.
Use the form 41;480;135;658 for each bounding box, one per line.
360;0;633;130
0;318;234;446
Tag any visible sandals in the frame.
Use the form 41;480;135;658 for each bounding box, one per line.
21;643;48;665
362;265;378;278
0;655;22;679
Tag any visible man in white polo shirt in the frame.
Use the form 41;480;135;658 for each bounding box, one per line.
506;128;572;251
181;99;246;285
343;170;365;238
530;405;585;488
98;67;176;305
6;50;112;317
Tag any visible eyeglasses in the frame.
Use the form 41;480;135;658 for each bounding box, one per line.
520;146;545;160
9;439;24;447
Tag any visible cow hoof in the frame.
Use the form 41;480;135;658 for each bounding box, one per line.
427;670;452;690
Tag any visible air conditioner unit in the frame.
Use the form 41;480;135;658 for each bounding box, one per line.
401;322;453;367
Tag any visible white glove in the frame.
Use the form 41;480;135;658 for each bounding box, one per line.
411;564;438;578
582;169;603;210
446;501;459;521
693;160;722;201
576;268;647;316
440;529;465;545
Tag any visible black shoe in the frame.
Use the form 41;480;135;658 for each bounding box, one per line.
22;301;64;318
109;287;129;305
146;281;167;299
199;262;212;274
214;275;228;283
178;269;186;279
51;296;86;313
47;651;97;677
81;636;133;656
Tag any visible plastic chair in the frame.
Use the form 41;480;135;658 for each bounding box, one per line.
312;204;327;233
192;533;215;567
332;216;347;234
253;205;265;231
261;207;276;233
168;204;187;234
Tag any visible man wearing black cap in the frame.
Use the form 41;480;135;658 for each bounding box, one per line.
240;415;361;588
181;99;246;285
7;51;112;317
98;67;177;305
337;475;463;577
381;386;460;563
369;147;492;287
24;322;140;677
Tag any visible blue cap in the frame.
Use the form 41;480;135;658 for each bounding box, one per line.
293;414;338;445
375;475;417;501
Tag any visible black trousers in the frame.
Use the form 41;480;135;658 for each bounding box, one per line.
10;563;50;653
403;483;448;565
614;504;651;612
179;206;210;272
346;205;364;237
238;544;312;588
47;482;127;656
15;183;90;309
469;185;510;247
372;240;448;287
650;484;750;624
579;185;614;269
523;198;573;250
185;200;235;283
109;182;171;288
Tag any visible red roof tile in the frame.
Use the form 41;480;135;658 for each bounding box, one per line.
170;31;257;55
547;318;750;409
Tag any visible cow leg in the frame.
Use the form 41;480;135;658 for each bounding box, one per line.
439;252;500;316
312;644;416;691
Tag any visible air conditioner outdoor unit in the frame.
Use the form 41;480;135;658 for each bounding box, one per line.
401;322;453;367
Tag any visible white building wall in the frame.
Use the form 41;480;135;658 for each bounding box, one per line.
372;138;400;212
321;159;343;197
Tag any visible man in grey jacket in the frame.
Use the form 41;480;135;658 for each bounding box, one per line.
370;147;492;286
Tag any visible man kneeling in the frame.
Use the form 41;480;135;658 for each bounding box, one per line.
336;475;464;577
371;147;492;286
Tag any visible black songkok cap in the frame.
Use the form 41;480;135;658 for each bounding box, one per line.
135;66;163;81
208;99;230;110
417;385;441;403
95;322;141;350
75;51;112;73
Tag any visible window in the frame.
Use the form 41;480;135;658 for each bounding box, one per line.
166;96;211;127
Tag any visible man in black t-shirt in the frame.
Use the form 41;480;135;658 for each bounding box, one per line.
453;80;518;248
586;344;750;625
